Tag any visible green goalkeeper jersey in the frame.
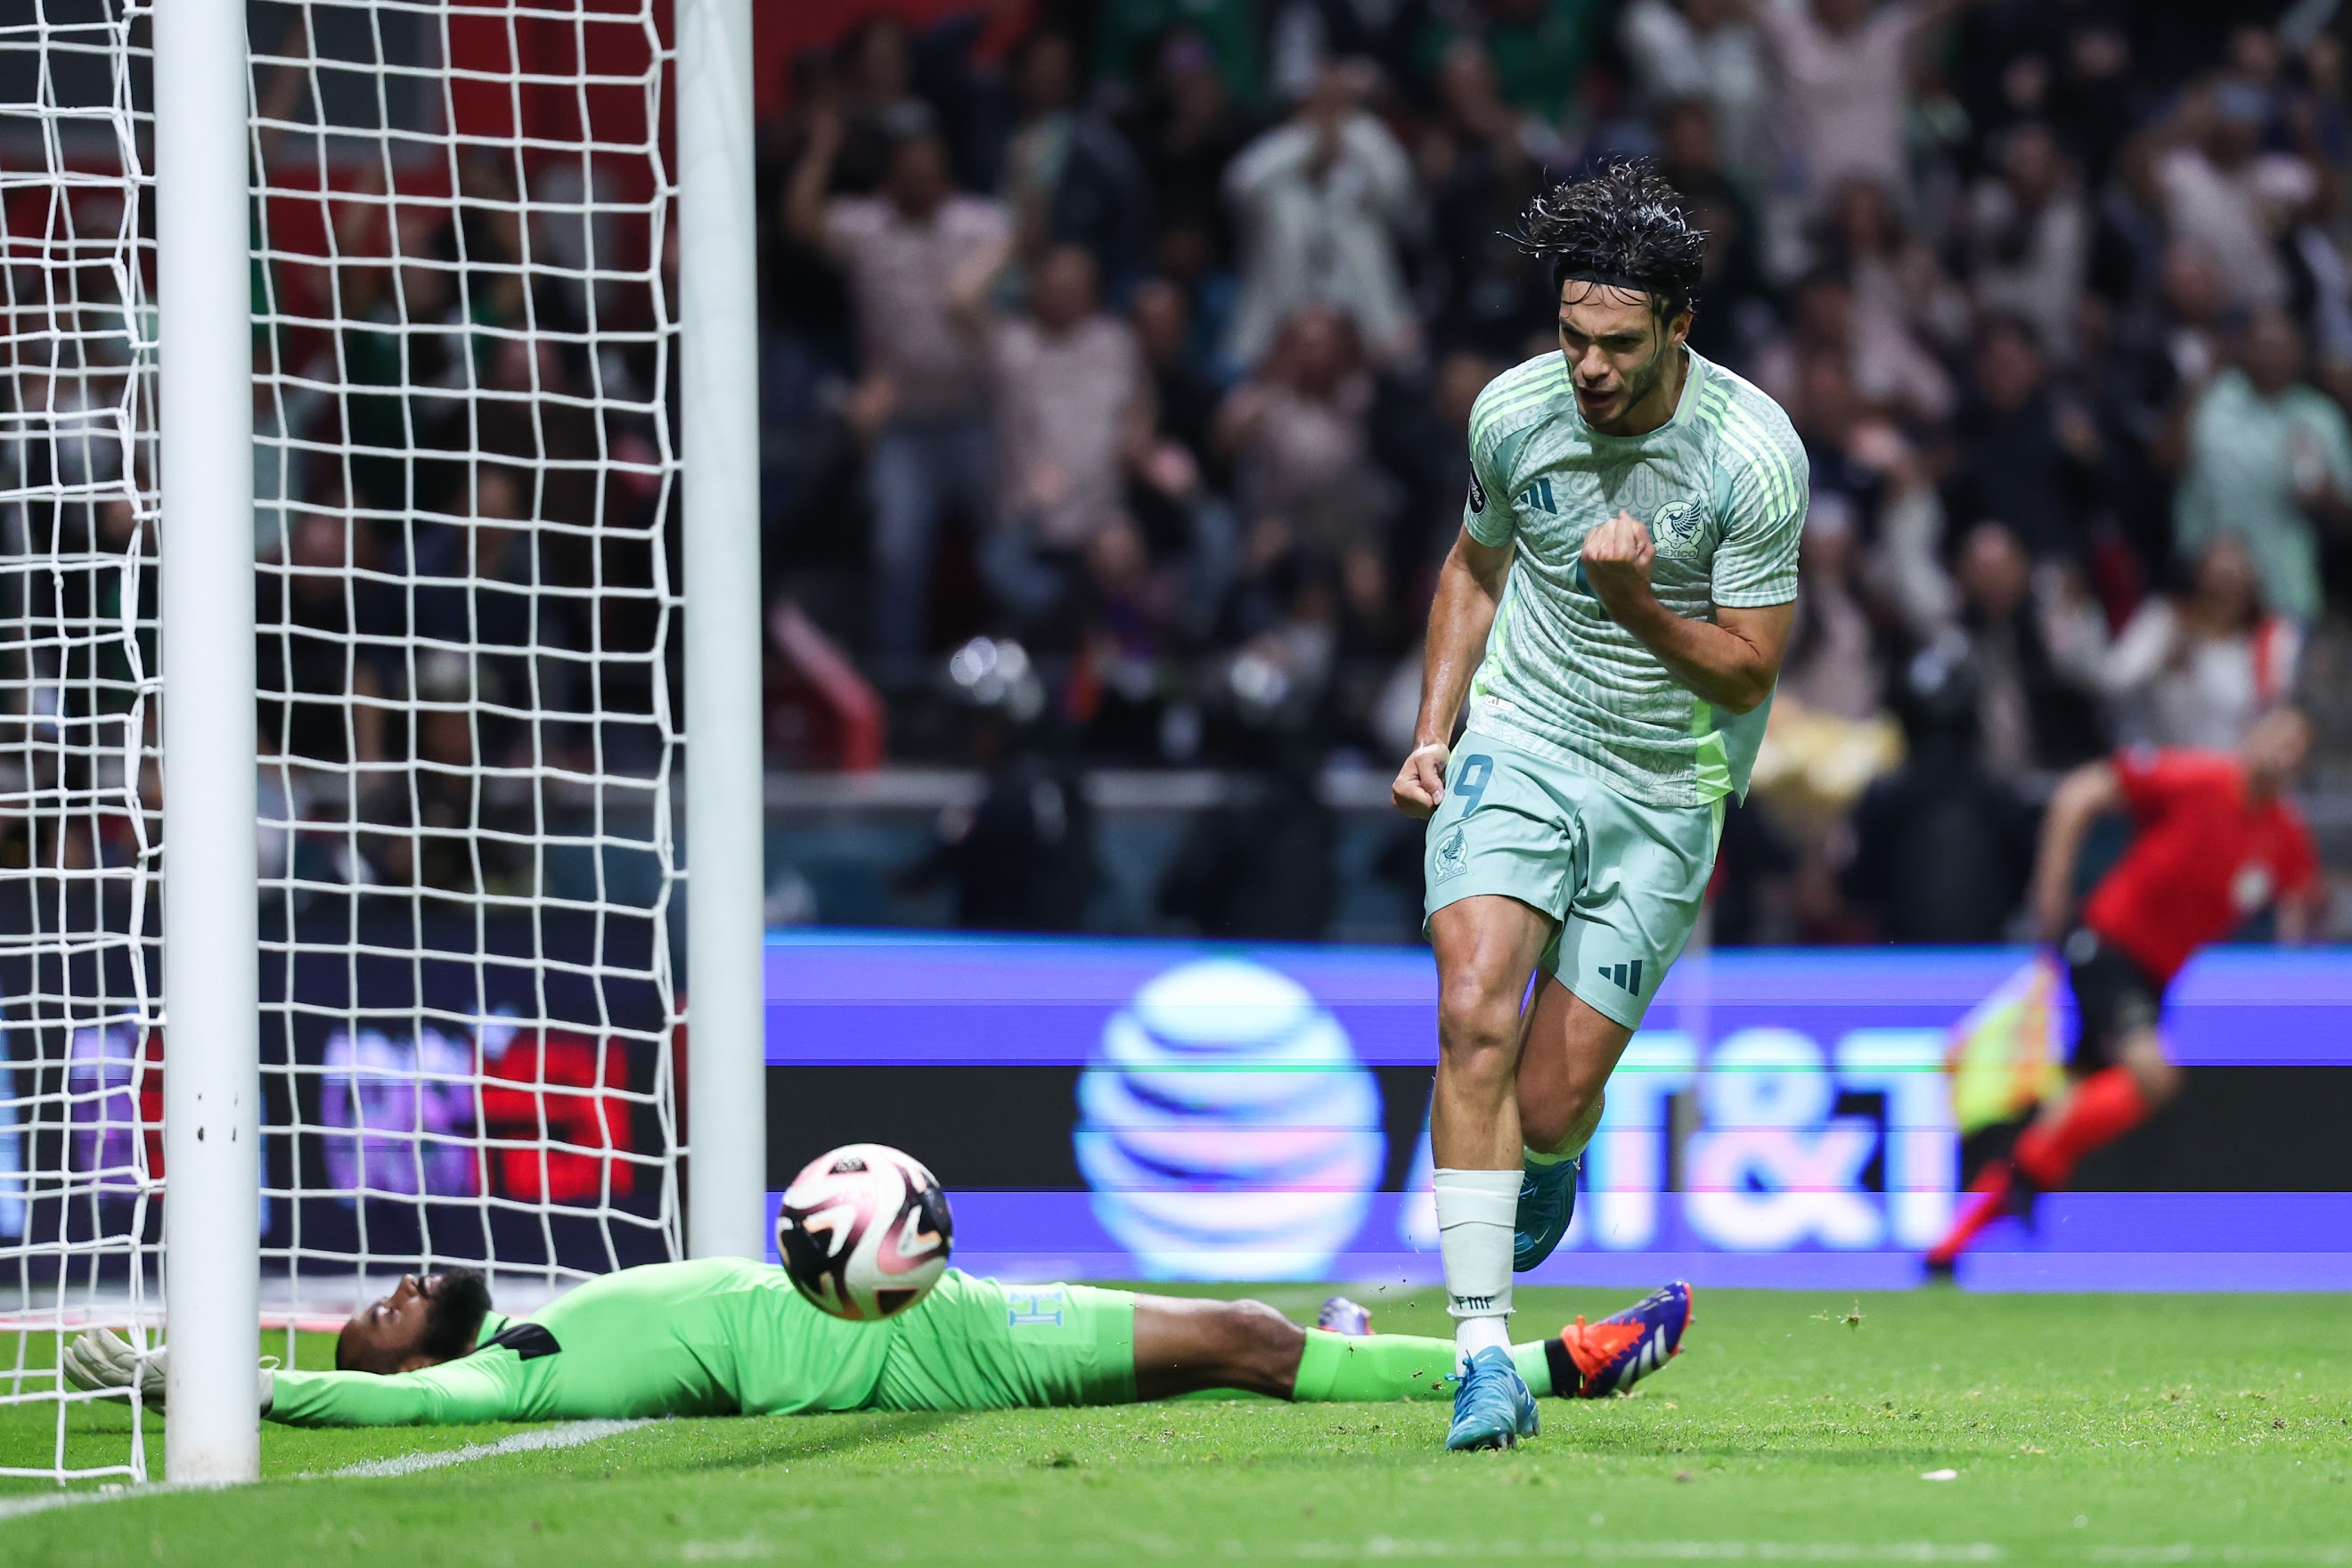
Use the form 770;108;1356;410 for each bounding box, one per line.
269;1259;897;1425
1460;348;1807;808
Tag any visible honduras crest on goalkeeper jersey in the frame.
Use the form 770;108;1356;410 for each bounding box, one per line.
1459;348;1807;809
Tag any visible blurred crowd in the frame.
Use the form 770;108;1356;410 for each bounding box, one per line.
7;0;2348;940
765;0;2352;943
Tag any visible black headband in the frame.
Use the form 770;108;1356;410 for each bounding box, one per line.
1556;269;1657;295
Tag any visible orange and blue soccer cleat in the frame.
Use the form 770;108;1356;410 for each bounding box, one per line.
1546;1281;1693;1399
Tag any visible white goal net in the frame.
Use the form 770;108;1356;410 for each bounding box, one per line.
1;0;689;1484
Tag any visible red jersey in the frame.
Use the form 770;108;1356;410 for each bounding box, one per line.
2082;747;2319;983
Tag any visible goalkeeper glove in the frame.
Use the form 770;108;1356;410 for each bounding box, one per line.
61;1327;275;1415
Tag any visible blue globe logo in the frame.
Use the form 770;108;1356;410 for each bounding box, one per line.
1074;959;1384;1279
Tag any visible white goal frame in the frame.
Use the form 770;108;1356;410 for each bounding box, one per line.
141;0;765;1484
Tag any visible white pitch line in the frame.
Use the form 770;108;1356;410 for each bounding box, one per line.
308;1419;652;1479
0;1419;650;1526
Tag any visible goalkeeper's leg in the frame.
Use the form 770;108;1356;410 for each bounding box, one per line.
1134;1295;1500;1401
868;1275;1691;1412
1131;1288;1688;1404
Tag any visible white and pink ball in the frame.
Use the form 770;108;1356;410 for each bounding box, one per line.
774;1143;954;1320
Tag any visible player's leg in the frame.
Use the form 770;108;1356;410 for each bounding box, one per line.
1515;976;1612;1160
1420;740;1580;1447
2014;1025;2178;1189
1426;894;1554;1448
1507;974;1629;1270
1507;784;1719;1272
1131;1295;1306;1400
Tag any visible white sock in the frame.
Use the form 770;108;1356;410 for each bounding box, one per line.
1433;1167;1519;1365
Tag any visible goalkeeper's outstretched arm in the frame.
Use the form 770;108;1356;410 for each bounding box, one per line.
61;1324;527;1425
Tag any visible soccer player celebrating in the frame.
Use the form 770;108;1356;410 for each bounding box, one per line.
1925;706;2323;1270
62;1263;1694;1425
1388;162;1804;1450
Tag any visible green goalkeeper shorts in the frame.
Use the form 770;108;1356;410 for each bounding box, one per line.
1423;732;1723;1030
868;1271;1138;1412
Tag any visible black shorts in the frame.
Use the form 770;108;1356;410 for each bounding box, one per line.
2061;927;2167;1072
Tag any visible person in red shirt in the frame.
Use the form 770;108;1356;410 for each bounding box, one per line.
1926;706;2323;1271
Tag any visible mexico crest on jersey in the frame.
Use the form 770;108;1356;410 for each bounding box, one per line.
1650;499;1704;557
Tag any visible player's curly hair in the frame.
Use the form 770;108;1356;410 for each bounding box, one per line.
1517;159;1706;322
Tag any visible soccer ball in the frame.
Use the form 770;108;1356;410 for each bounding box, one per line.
774;1144;953;1320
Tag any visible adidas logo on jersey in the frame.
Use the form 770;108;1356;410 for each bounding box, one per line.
1516;478;1558;514
1596;959;1646;994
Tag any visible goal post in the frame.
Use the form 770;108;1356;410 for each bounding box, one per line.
153;0;261;1488
676;0;768;1266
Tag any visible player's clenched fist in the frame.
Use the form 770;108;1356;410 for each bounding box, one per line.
1392;740;1450;820
1580;510;1654;611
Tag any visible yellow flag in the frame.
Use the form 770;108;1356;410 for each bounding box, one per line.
1944;955;2065;1135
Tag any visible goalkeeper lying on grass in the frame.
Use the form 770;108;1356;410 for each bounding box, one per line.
64;1261;1689;1428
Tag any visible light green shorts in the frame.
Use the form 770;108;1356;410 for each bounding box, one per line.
1422;732;1723;1029
870;1271;1138;1412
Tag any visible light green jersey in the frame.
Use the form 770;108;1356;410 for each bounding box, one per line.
1460;347;1806;808
265;1263;1143;1426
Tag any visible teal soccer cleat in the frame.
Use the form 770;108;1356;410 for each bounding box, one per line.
1444;1346;1540;1450
1513;1156;1579;1272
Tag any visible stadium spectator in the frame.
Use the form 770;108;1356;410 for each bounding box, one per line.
1776;502;1883;723
1818;178;1970;365
412;466;574;759
1946;315;2105;566
1448;0;1607;128
1951;519;2106;775
2105;241;2227;466
1948;0;2136;187
2099;535;2303;751
1213;306;1395;620
1787;348;1952;636
2174;306;2352;625
1656;99;1770;368
900;705;1098;932
1415;39;1566;360
1618;0;1770;185
788;115;1011;657
1752;265;1955;429
2152;83;2315;314
1093;0;1262;108
977;245;1155;634
1130;277;1220;475
1222;61;1417;368
1120;31;1255;279
1383;348;1505;599
1840;638;2038;945
1964;123;2093;363
823;12;992;194
999;29;1151;286
1752;0;1975;214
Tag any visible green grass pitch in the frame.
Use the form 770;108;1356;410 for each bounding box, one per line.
4;1286;2348;1566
